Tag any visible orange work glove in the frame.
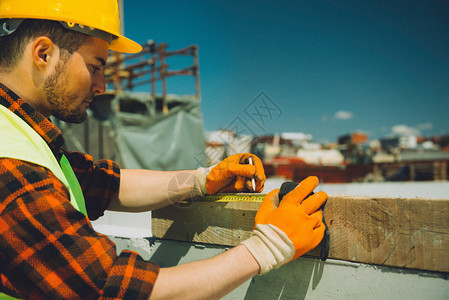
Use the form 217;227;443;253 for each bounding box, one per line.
241;176;327;274
194;153;266;196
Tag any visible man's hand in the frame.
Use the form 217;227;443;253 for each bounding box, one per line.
194;153;266;196
241;176;327;274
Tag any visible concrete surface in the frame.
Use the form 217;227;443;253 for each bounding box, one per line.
111;237;449;300
264;178;449;199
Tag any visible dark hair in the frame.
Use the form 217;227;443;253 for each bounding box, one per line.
0;19;89;70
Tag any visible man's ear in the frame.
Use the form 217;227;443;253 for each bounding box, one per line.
31;36;57;70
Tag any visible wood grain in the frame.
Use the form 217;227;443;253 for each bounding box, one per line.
152;196;449;273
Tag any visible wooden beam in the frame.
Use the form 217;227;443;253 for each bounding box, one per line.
152;195;449;273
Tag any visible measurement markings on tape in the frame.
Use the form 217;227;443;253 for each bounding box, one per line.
203;194;265;203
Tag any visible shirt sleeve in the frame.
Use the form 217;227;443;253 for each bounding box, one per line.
63;151;120;220
0;158;159;299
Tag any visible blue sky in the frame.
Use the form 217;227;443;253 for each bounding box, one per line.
122;0;449;143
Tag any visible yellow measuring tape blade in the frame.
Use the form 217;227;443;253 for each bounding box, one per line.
203;193;265;203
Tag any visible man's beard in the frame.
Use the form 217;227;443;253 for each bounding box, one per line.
43;57;91;124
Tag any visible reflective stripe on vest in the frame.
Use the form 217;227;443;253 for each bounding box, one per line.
0;105;87;216
0;292;19;299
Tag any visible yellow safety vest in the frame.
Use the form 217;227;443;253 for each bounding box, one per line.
0;104;86;215
0;105;87;298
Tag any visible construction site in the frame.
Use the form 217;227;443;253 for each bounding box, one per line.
55;37;449;299
1;0;448;299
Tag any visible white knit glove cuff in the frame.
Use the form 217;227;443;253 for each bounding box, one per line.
241;224;295;275
193;167;212;197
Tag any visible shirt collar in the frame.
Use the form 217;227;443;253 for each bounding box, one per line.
0;83;65;155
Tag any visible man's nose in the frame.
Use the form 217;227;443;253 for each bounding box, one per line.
92;73;106;95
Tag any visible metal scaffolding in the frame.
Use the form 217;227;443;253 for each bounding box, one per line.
104;40;201;114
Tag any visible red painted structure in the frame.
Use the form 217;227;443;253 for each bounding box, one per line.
263;156;448;183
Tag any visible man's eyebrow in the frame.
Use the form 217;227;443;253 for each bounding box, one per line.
96;57;106;66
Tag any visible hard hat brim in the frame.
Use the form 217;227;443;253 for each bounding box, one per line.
110;34;142;54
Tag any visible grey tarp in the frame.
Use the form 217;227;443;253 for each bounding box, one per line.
91;92;206;238
110;92;206;170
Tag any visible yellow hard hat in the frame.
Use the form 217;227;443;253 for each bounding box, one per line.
0;0;142;53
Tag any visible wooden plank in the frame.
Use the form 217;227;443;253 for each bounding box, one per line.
152;196;449;273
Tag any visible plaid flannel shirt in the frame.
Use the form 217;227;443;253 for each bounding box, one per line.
0;83;159;299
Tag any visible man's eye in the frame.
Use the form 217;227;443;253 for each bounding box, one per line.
91;66;101;73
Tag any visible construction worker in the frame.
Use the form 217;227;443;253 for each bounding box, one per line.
0;0;328;299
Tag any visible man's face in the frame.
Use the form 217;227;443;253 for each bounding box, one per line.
44;37;109;123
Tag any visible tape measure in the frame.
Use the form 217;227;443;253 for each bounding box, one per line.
203;193;266;203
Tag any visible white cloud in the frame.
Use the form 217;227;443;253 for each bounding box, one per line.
391;124;419;136
416;122;433;131
334;110;353;120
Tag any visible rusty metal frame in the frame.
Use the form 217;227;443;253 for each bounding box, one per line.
104;41;201;114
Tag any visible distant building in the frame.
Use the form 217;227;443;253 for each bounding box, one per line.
281;132;312;147
337;132;371;164
418;135;449;150
296;148;344;165
251;134;294;161
205;129;253;165
380;135;417;152
372;152;396;163
338;132;368;145
252;133;317;161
